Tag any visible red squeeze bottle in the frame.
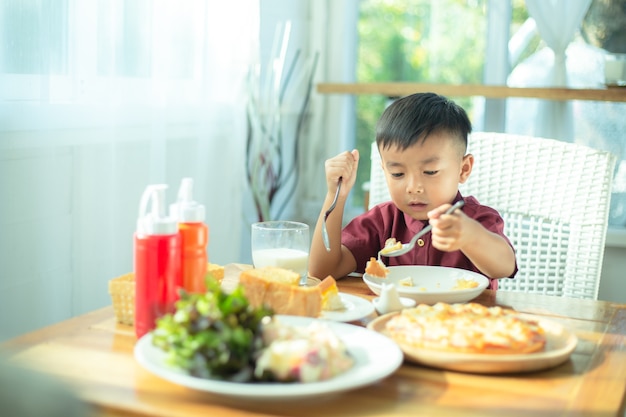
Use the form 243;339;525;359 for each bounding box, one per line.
171;178;209;293
134;184;181;339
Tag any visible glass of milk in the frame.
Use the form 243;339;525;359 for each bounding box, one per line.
251;221;310;285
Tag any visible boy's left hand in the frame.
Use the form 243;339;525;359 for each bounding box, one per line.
427;203;476;252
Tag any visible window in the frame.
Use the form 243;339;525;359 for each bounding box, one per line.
0;0;210;129
352;0;626;228
353;0;530;209
0;0;69;75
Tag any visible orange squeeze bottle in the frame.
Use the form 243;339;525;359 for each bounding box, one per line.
171;178;209;293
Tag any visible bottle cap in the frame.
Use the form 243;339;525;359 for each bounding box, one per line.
170;178;205;222
136;184;178;236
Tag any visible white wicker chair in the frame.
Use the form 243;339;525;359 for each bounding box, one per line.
368;133;617;299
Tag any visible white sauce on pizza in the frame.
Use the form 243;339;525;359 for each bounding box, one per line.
385;302;546;354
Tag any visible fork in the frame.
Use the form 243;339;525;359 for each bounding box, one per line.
322;177;342;252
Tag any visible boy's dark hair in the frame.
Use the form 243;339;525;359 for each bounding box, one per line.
375;92;472;153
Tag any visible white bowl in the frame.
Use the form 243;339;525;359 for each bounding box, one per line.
363;265;489;304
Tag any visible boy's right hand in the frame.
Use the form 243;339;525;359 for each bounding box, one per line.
310;149;360;280
325;149;359;197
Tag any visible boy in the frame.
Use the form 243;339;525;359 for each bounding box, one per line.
309;93;516;290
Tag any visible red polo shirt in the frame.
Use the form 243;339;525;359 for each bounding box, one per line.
342;193;517;290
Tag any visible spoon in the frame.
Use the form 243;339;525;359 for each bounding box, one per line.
378;200;465;259
322;177;342;252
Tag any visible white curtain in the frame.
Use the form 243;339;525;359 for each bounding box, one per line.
511;0;592;141
525;0;592;86
507;0;626;227
305;0;359;218
0;0;259;341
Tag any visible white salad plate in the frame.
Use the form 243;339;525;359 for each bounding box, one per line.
320;293;375;322
134;315;403;401
363;265;489;304
368;312;578;374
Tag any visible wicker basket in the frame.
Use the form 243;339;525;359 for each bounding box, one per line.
108;273;135;325
107;263;225;326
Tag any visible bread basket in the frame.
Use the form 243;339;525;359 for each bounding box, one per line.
108;273;135;325
108;263;225;325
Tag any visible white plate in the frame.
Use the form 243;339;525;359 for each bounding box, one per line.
368;312;578;374
363;265;489;304
319;293;375;322
134;315;403;401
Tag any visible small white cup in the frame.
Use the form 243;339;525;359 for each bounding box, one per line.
372;283;416;315
251;221;310;285
604;54;626;87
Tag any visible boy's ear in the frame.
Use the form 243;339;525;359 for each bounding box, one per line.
459;153;473;184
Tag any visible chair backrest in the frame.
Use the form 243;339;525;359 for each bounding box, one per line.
368;132;617;299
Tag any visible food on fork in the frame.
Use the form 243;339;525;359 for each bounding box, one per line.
319;275;346;311
365;257;389;278
385;302;546;355
380;237;403;255
240;267;322;317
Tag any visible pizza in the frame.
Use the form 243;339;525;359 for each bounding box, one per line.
385;302;546;355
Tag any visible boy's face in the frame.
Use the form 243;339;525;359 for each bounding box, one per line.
379;132;473;221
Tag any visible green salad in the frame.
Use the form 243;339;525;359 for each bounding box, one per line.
151;276;273;382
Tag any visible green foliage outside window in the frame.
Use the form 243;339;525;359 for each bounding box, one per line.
354;0;530;210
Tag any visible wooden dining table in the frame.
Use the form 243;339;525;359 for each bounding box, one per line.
2;263;625;417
